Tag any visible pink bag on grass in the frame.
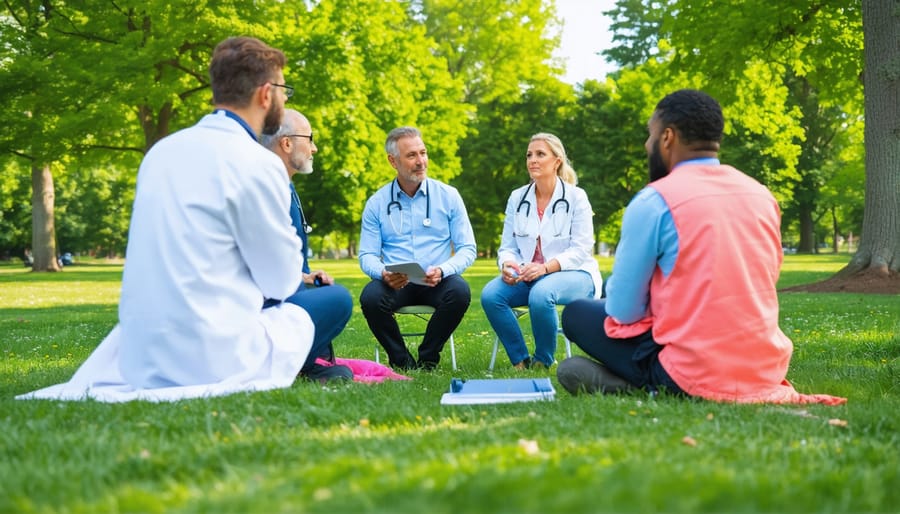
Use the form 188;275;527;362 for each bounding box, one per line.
314;357;411;383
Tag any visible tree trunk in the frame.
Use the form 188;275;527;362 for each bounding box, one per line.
839;0;900;277
797;205;816;254
31;163;60;272
831;206;839;254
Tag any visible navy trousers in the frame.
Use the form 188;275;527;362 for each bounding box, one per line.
359;274;470;368
561;298;684;395
267;283;353;372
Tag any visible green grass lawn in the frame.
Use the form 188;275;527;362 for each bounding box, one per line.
2;255;898;513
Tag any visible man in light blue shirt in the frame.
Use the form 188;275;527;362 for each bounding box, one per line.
359;127;477;370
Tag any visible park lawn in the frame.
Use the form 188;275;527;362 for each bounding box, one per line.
1;255;898;513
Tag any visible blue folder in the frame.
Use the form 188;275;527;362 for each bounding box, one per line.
440;377;556;405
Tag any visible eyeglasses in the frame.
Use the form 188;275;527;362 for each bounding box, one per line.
285;133;313;143
269;83;294;98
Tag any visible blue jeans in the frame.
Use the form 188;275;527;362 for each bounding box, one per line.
481;270;594;366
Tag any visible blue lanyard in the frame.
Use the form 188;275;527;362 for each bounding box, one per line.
213;109;257;140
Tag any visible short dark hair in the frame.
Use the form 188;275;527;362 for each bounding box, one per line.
209;36;285;107
654;89;724;145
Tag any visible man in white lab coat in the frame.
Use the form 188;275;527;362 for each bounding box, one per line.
18;37;318;402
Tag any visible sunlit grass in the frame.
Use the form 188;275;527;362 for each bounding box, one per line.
1;256;898;512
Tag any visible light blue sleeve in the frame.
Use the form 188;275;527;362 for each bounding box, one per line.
439;187;477;276
358;193;386;280
605;187;678;323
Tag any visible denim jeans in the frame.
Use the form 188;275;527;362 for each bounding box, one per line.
481;270;594;366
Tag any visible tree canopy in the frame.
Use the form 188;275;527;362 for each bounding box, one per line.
2;0;889;288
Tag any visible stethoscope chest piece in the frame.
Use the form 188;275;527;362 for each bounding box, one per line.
388;179;432;231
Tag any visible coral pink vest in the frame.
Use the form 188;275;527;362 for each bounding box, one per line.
606;164;845;405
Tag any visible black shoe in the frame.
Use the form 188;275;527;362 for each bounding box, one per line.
301;363;353;384
417;360;438;371
390;354;418;371
556;356;633;395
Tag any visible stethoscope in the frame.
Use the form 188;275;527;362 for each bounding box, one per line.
514;177;570;237
387;179;431;233
291;187;312;234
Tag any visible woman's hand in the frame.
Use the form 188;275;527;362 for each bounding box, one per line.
519;262;550;283
501;261;521;285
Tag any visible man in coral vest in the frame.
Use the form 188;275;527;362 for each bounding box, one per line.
557;89;845;405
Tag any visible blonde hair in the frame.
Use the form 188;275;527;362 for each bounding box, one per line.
530;132;577;185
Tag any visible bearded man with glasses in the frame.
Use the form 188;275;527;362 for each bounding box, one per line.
260;109;354;382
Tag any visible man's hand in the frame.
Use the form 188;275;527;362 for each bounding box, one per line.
423;266;443;287
382;270;409;290
304;270;334;287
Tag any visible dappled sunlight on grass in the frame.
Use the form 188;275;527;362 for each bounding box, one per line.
3;255;900;512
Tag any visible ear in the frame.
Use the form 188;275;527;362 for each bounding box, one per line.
258;82;273;110
660;126;676;150
387;154;397;169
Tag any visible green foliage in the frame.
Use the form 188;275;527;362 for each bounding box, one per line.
603;0;667;67
55;162;137;256
0;161;31;258
0;0;872;262
561;69;657;237
273;0;470;244
1;256;898;512
663;0;865;252
601;0;866;253
453;79;576;255
419;0;561;105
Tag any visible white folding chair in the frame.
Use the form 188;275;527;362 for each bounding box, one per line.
374;305;457;371
488;306;571;371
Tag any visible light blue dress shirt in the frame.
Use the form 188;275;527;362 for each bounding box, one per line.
605;158;719;323
359;178;477;280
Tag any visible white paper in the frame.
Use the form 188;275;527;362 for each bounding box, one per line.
385;262;428;285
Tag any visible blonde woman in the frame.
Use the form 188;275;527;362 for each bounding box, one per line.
481;133;602;370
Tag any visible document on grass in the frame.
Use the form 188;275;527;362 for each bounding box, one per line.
440;378;556;405
385;262;428;285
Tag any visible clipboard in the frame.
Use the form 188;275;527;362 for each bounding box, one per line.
440;378;556;405
385;262;428;285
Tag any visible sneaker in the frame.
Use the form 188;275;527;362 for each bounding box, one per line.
301;363;353;384
556;356;633;395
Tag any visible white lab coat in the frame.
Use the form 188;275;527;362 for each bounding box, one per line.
17;112;313;402
496;180;603;297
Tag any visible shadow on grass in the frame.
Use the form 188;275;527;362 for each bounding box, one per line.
1;303;118;319
0;263;124;283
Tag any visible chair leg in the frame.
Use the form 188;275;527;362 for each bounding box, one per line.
449;334;457;371
374;345;380;364
488;336;500;372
